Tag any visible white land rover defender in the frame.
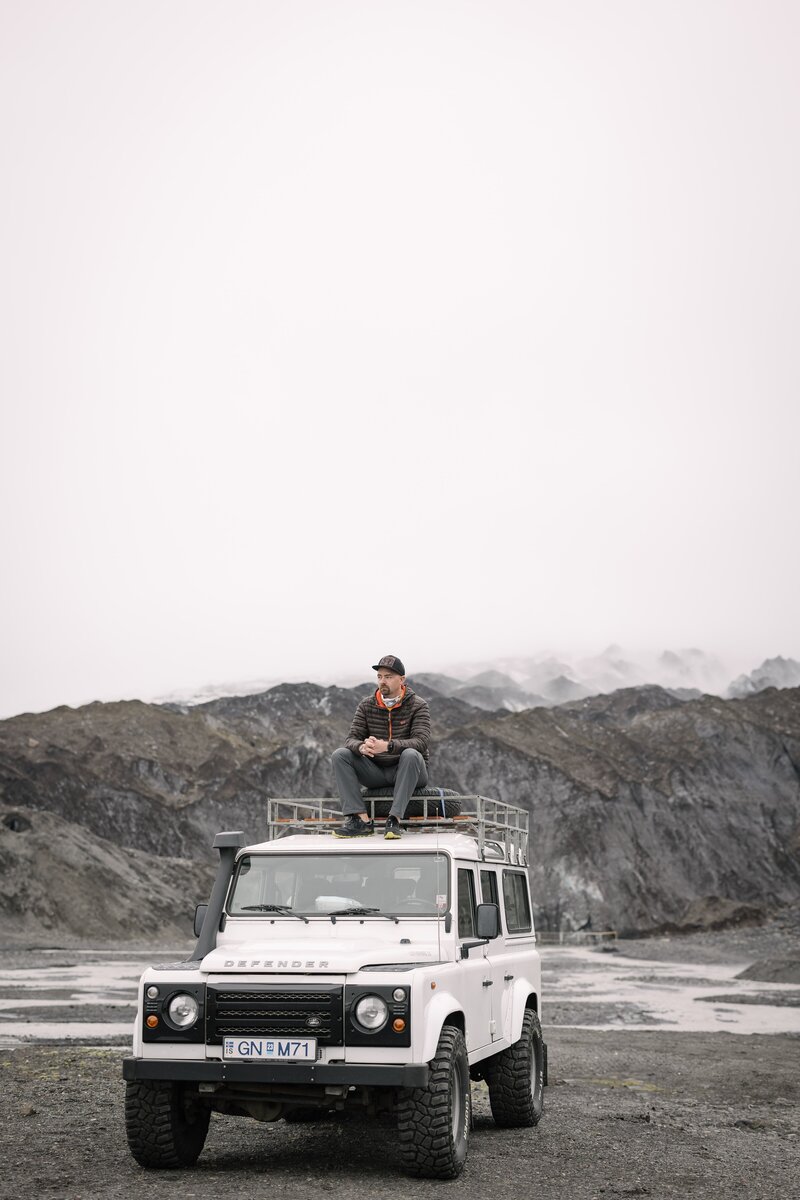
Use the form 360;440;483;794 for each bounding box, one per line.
123;794;546;1179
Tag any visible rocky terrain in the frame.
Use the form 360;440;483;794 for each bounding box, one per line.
1;682;799;942
3;1027;798;1200
0;807;215;945
434;686;800;932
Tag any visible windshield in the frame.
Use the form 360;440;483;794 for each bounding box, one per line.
228;853;450;917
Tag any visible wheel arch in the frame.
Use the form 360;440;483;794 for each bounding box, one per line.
420;994;466;1061
509;980;539;1043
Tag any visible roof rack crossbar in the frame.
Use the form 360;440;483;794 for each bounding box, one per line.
265;796;528;864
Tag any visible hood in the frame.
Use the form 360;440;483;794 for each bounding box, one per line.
202;931;441;975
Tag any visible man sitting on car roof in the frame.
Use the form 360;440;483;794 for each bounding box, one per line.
332;655;431;840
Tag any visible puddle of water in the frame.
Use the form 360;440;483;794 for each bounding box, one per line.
0;962;148;992
0;997;136;1011
542;947;800;1034
0;952;169;1045
1;946;799;1042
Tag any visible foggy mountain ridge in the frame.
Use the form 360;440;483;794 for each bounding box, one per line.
728;656;800;699
153;648;800;714
2;681;799;943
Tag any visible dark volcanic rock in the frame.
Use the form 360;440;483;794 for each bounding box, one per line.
560;684;687;723
695;991;800;1006
671;896;768;932
736;957;800;983
0;685;483;860
1;683;800;939
0;699;257;858
0;804;215;945
432;687;800;933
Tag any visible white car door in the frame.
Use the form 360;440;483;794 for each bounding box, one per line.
456;864;493;1054
480;867;509;1042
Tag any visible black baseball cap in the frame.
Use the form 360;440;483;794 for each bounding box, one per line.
372;654;406;675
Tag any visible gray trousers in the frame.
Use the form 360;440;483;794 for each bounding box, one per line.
331;746;428;820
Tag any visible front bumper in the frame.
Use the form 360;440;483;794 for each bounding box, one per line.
122;1057;429;1087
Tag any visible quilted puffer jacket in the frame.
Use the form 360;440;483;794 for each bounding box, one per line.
344;686;431;766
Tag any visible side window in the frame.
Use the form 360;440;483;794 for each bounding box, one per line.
457;868;476;938
480;870;499;906
502;871;532;934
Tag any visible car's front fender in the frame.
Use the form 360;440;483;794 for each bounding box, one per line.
419;990;465;1062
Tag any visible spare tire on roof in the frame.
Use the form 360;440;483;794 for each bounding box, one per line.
361;786;463;818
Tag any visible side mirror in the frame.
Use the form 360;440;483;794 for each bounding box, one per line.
476;902;500;940
193;904;209;938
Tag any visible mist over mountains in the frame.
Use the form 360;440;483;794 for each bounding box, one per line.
155;647;800;714
2;658;799;945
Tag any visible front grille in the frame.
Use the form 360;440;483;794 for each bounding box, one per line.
206;984;343;1046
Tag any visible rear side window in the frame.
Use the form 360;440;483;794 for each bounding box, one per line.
480;870;499;906
502;871;532;933
457;868;476;938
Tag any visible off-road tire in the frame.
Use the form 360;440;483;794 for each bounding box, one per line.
397;1024;471;1179
125;1079;210;1168
362;787;463;819
486;1008;544;1127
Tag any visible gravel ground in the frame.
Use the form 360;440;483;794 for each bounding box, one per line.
3;918;799;1198
1;1029;798;1200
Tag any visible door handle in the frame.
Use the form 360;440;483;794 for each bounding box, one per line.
504;974;514;981
482;979;493;987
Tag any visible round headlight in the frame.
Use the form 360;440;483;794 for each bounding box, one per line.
168;993;199;1028
354;994;389;1031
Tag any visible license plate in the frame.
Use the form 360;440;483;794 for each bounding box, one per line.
223;1037;317;1061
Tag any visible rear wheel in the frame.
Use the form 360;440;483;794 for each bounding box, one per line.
125;1079;210;1168
397;1025;471;1179
486;1008;544;1127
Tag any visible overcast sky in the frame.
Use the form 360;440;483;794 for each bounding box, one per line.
1;0;799;719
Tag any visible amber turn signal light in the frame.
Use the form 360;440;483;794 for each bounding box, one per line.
146;1015;159;1028
392;1018;406;1033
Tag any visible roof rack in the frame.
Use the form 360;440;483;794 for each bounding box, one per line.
266;795;529;866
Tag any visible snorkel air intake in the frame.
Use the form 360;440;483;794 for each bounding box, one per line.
191;830;246;961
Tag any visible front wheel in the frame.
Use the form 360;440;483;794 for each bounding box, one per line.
125;1079;210;1168
486;1008;544;1127
397;1024;471;1179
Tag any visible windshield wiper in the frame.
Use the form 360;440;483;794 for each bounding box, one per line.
240;904;309;924
327;907;399;924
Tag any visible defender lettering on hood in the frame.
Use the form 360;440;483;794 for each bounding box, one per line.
223;959;329;969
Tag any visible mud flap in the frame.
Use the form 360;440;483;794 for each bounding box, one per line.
543;1042;548;1086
